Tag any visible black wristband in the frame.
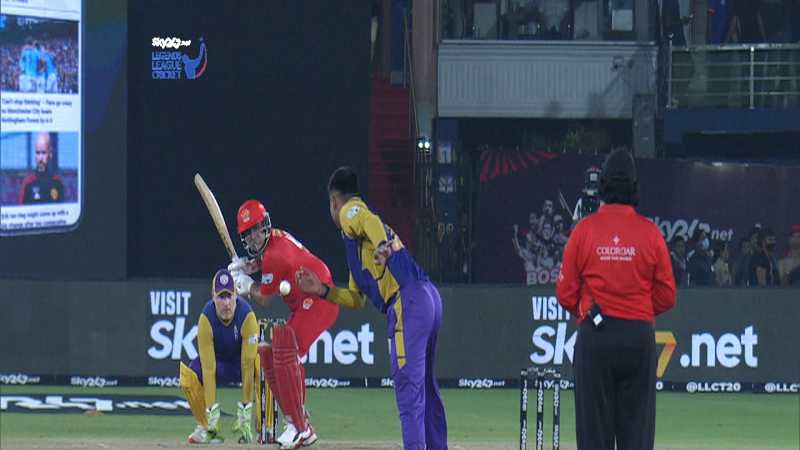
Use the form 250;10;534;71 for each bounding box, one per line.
321;284;330;299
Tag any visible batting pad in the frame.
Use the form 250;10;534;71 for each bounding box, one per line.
272;324;307;430
179;361;208;428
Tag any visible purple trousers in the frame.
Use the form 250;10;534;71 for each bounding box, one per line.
387;281;448;450
188;357;241;385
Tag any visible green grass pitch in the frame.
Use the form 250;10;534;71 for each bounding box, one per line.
1;385;797;449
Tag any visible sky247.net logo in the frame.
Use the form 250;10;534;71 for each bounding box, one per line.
0;373;41;385
151;36;207;80
457;378;506;389
70;376;118;388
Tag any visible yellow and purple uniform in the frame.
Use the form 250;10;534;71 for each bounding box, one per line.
326;197;448;450
179;296;259;428
192;298;259;403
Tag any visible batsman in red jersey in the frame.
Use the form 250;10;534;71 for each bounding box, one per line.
556;149;676;450
228;200;339;450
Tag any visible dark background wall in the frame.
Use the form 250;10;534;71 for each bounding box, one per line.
0;0;128;280
127;0;371;280
665;109;800;162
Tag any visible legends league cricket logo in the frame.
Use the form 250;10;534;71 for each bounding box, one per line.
151;36;207;80
181;38;207;80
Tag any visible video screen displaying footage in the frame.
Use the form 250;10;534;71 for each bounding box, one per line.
0;1;82;235
0;14;78;94
1;131;79;201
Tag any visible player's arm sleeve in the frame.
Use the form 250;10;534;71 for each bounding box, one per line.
556;224;583;317
197;314;217;406
340;204;389;246
239;312;259;403
258;253;280;298
651;230;677;316
259;277;280;297
326;273;367;309
256;264;281;297
361;210;389;247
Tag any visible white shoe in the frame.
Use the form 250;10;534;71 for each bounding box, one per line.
187;425;224;444
276;422;297;446
187;425;207;444
301;423;318;447
279;423;317;450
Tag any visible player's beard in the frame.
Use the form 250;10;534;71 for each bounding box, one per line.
215;302;235;322
218;308;234;322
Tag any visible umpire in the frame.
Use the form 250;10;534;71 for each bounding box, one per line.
556;149;677;450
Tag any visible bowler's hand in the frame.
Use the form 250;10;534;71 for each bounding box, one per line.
373;242;392;266
295;266;324;297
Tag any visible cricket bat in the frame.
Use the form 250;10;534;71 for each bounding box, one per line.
194;173;238;259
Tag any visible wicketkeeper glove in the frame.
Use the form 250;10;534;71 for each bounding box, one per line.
206;403;221;432
232;401;254;443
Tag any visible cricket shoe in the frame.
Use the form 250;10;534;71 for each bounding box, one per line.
276;422;298;447
278;423;317;449
187;425;224;444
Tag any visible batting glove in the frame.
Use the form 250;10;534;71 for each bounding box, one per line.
234;272;254;298
228;257;247;274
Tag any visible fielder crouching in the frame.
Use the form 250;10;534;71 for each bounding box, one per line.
179;268;261;444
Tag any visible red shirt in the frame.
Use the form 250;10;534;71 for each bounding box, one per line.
259;229;333;312
556;204;676;324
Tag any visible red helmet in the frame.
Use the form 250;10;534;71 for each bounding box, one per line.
237;200;271;257
237;200;269;234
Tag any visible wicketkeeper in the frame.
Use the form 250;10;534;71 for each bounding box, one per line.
179;268;261;444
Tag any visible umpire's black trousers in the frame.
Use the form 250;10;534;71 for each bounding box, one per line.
574;316;656;450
